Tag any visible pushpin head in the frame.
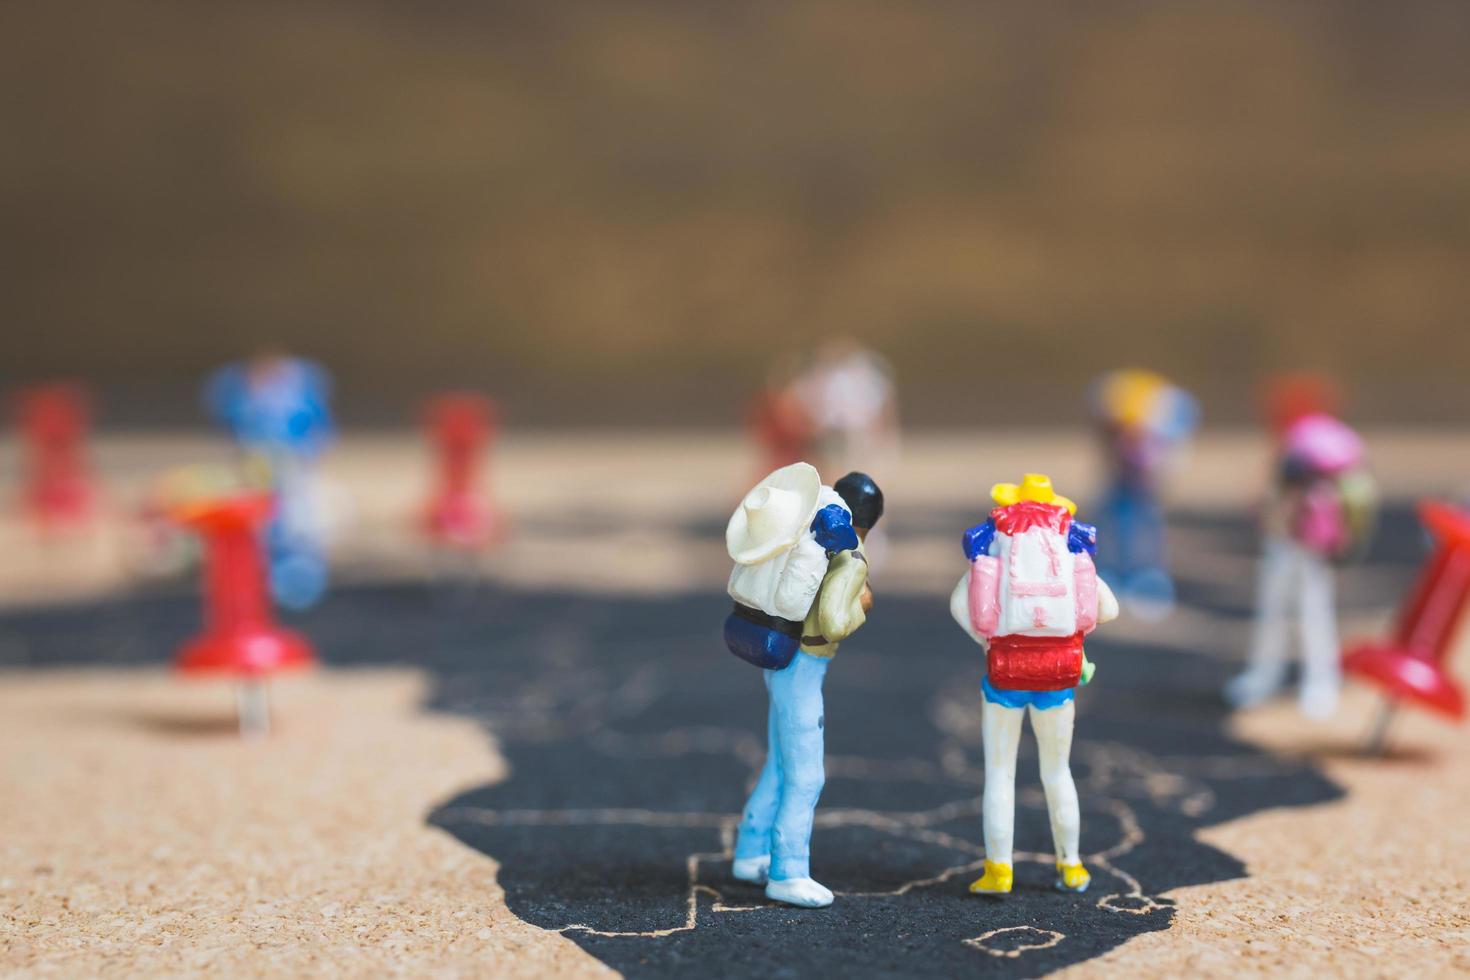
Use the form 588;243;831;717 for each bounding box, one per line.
423;392;503;548
1341;500;1470;722
171;492;316;677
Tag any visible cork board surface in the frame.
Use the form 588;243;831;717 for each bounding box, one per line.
3;432;1469;977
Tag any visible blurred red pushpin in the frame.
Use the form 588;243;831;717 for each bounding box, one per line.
14;382;94;528
172;493;315;736
1261;372;1342;439
423;392;503;548
1343;500;1468;753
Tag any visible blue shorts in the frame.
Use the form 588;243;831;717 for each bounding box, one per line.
982;675;1075;710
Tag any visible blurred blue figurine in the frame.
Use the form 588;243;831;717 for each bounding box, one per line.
1090;370;1198;619
205;351;336;609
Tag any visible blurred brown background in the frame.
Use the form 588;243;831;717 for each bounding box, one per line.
3;0;1469;426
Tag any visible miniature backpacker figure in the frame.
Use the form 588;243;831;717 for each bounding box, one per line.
1227;412;1377;719
951;474;1118;897
205;353;337;610
1090;369;1199;617
724;464;881;909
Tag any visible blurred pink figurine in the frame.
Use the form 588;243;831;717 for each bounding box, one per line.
1227;413;1377;719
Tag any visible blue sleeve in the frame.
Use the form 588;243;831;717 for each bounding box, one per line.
288;362;336;454
811;504;859;555
962;520;996;561
203;366;244;430
1068;521;1097;555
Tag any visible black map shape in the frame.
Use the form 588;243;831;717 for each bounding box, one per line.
415;590;1338;978
4;504;1428;978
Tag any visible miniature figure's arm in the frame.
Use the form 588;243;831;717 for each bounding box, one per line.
202;366;244;429
815;552;869;642
811;504;859;556
962;520;996;561
950;571;987;646
295;364;337;454
1067;520;1098;555
1096;576;1119;624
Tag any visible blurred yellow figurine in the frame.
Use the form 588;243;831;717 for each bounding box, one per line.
1090;369;1199;619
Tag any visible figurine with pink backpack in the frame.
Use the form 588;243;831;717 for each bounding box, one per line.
1226;412;1378;719
950;474;1119;897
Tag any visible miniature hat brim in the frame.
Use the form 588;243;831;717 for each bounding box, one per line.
727;462;822;565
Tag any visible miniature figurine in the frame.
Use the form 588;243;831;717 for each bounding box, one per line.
204;352;336;609
791;338;899;482
950;474;1118;896
788;339;898;567
724;464;883;908
1343;500;1468;753
1090;369;1198;618
1226;413;1377;719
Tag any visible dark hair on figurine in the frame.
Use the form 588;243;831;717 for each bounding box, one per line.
834;471;885;530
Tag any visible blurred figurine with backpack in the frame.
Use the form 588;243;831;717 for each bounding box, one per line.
1090;369;1198;619
793;338;899;484
724;463;883;908
1226;412;1377;719
204;351;338;610
950;474;1119;897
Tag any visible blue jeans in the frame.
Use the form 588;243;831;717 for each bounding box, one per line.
734;652;829;881
1097;480;1166;579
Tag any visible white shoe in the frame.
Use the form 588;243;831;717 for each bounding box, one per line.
765;877;833;908
732;855;770;884
1224;669;1282;709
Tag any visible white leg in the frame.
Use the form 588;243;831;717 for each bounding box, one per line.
1227;536;1297;708
981;699;1025;866
1030;701;1080;865
1297;553;1341;719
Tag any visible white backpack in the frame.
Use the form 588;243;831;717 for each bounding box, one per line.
968;504;1099;639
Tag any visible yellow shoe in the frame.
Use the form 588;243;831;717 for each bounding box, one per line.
1055;862;1091;893
969;860;1013;896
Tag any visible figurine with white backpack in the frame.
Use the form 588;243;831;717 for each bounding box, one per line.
950;474;1119;897
723;462;884;909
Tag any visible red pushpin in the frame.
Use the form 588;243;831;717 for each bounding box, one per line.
14;382;94;528
1260;372;1342;439
423;392;503;549
172;493;315;736
1343;500;1468;753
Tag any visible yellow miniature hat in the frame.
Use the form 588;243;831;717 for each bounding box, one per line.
990;473;1076;515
